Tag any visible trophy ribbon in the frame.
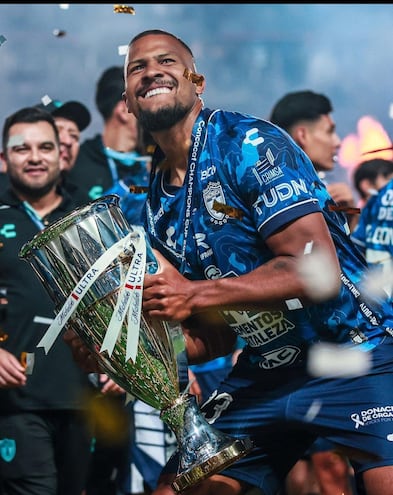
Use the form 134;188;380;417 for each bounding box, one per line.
37;231;133;353
101;226;146;361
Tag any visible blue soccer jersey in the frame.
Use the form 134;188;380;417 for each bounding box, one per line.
144;108;393;371
352;177;393;299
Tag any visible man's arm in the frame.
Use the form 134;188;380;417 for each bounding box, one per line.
143;212;341;320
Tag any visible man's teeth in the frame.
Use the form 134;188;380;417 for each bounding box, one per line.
145;87;171;99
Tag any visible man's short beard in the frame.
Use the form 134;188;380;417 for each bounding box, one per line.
9;176;59;199
138;103;189;132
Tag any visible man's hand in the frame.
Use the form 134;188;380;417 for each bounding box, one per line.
0;348;27;388
63;327;102;373
99;374;126;395
143;250;195;322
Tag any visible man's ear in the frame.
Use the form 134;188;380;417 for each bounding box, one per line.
0;152;7;172
292;125;308;148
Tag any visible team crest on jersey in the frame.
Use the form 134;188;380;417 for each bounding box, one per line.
0;438;16;462
203;181;226;224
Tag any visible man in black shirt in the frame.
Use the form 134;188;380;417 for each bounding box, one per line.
0;106;92;495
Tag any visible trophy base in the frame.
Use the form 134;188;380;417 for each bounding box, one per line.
171;436;254;493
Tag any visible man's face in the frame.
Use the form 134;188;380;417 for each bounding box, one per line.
123;33;198;132
299;114;341;172
4;120;61;197
54;116;80;171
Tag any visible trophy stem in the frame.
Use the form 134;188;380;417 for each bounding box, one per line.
160;394;253;493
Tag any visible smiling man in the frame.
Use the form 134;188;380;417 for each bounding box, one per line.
66;30;393;495
0;106;92;495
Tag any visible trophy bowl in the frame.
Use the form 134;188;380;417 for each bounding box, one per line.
19;194;253;492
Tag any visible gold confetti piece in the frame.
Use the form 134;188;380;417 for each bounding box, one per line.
212;200;243;220
83;393;130;444
183;68;205;86
0;330;8;343
328;204;361;215
129;185;149;194
53;29;66;37
113;4;135;14
146;144;156;155
20;352;27;368
0;35;6;46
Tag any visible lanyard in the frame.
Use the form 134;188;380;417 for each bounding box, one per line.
340;269;393;336
145;114;207;273
103;144;151;185
21;201;46;230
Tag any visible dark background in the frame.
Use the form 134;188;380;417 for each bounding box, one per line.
1;3;393;182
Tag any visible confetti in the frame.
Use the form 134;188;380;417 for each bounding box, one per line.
285;298;303;310
328;204;361;215
41;94;52;106
304;399;322;422
7;135;25;147
307;342;371;378
0;35;6;47
20;352;35;375
53;29;66;37
183;68;205;86
129;185;149;194
113;4;135;14
118;45;128;56
297;246;339;302
361;263;393;300
212;200;243;220
83;393;130;443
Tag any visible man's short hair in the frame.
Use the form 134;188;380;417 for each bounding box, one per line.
95;66;125;121
269;90;333;132
36;98;91;132
2;106;59;154
353;158;393;199
129;29;194;58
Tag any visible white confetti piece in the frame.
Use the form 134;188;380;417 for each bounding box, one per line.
307;342;371;378
297;247;339;302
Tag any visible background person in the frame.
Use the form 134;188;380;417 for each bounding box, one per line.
352;157;393;208
126;30;393;495
270;89;359;232
0;106;92;495
351;158;393;300
68;65;150;225
269;89;357;495
64;29;393;495
37;96;92;205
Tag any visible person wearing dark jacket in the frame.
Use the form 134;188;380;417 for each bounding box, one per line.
68;66;150;225
0;106;92;495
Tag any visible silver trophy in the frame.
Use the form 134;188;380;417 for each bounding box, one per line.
19;195;253;493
